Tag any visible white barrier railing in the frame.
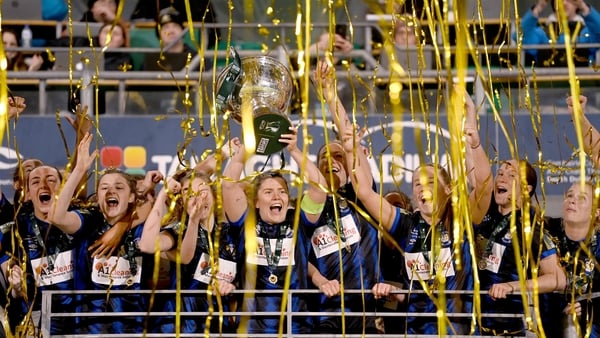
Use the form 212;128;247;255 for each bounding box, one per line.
38;288;535;338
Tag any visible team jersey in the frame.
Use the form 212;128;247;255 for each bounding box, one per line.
389;207;473;335
71;208;147;334
302;190;381;332
542;218;600;337
232;208;312;334
159;220;242;334
475;199;556;335
0;205;93;335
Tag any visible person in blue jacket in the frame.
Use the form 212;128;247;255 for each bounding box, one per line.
519;0;600;65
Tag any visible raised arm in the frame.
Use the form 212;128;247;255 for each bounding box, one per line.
280;126;327;223
312;60;352;137
460;87;493;225
222;137;247;222
341;127;397;232
7;95;26;121
64;105;93;201
164;186;209;264
139;178;180;255
134;170;163;225
0;96;25;205
48;133;97;234
568;95;600;167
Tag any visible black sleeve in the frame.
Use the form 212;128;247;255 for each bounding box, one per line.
0;194;15;227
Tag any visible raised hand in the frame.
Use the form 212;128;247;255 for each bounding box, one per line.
65;106;93;139
75;133;98;172
312;60;336;95
566;95;588;119
279;126;299;154
456;85;480;149
7;96;26;120
141;170;164;195
7;262;25;297
228;137;244;164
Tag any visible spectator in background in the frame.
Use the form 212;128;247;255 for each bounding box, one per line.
156;7;195;54
97;22;133;71
81;0;118;24
308;26;369;112
393;15;418;47
42;0;68;21
2;30;47;71
520;0;600;65
130;0;217;49
378;15;430;72
94;22;133;114
309;28;354;65
141;7;198;72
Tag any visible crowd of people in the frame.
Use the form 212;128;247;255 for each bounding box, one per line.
0;55;598;337
4;0;600;74
1;0;600;337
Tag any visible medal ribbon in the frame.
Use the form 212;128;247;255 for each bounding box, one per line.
30;213;64;271
198;226;214;275
262;223;288;277
480;214;511;263
326;197;348;245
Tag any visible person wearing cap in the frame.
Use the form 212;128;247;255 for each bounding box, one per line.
141;7;199;72
156;7;196;55
130;0;217;49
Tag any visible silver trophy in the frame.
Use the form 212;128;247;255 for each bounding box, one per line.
216;48;294;155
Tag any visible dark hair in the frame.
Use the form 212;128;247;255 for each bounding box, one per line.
13;158;44;184
2;29;28;71
252;170;289;193
316;140;344;165
87;0;119;8
522;160;537;197
502;160;537;197
27;164;63;183
23;165;64;206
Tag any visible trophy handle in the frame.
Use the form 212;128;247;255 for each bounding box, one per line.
215;47;243;112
